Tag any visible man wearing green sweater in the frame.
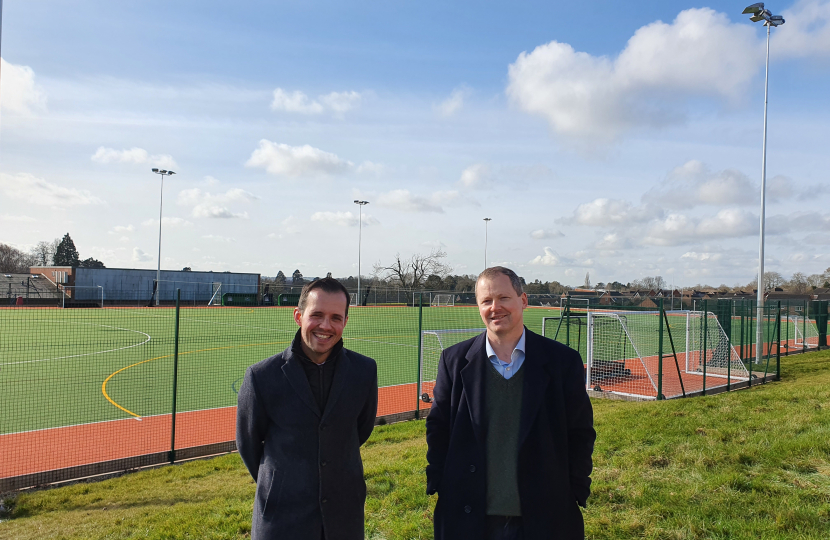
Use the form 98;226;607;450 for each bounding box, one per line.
426;266;596;540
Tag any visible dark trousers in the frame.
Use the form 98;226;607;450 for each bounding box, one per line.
485;515;523;540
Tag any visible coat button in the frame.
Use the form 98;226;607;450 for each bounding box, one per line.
469;465;476;472
321;461;327;467
464;505;471;513
322;498;328;504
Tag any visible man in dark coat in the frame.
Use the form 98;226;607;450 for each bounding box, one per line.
237;277;378;540
426;267;595;540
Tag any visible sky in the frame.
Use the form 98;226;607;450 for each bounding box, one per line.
1;0;829;287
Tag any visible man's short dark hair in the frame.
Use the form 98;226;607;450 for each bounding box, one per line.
476;266;524;298
298;277;351;316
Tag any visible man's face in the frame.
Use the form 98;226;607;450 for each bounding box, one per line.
476;274;527;339
293;289;348;362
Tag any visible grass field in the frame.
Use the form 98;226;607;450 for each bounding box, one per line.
1;349;828;539
0;304;820;486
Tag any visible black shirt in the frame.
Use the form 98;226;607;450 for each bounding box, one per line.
291;329;342;413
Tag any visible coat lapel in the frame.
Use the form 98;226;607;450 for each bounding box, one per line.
519;329;551;447
460;332;489;446
321;348;351;421
281;350;321;417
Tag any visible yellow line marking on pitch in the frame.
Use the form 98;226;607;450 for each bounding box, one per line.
101;339;291;420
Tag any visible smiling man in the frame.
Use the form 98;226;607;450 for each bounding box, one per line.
236;277;378;540
426;266;596;540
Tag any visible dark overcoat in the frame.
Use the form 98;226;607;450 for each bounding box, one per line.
236;344;378;540
425;329;595;540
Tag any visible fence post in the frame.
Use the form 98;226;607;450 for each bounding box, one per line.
170;288;181;464
727;299;732;392
416;292;423;419
658;298;664;400
776;303;782;380
739;301;745;363
786;300;790;354
702;299;708;396
565;296;571;348
803;300;807;354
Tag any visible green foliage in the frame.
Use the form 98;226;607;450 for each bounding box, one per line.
78;258;105;269
53;233;80;267
2;351;829;539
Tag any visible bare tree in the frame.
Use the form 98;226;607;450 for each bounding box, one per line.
373;249;452;290
0;243;35;273
747;271;786;291
787;272;808;294
29;238;60;266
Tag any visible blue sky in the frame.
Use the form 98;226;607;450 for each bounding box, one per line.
1;0;829;286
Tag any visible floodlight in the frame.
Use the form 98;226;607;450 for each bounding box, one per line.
742;3;764;15
749;14;767;22
168;171;176;175
152;168;159;172
770;15;785;26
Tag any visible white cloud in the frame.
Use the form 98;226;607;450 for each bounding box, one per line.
271;88;362;115
0;214;37;222
0;58;47;114
356;161;386;175
775;0;830;58
141;217;193;227
437;86;471;116
91;147;177;169
132;248;153;262
202;235;234;242
109;225;134;234
561;198;658;227
643;209;756;246
506;8;761;143
0;172;105;206
643;160;757;208
177;188;255;219
246;140;352;178
319;91;362;113
594;233;630;250
530;229;564;239
268;215;301;239
202;175;220;187
529;247;567;266
681;251;724;262
376;189;444;213
310;211;378;227
459;164;494;189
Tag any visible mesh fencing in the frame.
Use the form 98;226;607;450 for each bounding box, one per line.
0;294;822;490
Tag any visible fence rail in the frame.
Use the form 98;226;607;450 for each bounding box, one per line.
0;292;826;491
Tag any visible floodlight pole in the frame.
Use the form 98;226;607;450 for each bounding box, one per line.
483;218;492;269
152;169;176;306
354;200;369;304
756;22;771;366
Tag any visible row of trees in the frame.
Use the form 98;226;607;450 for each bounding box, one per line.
0;234;105;273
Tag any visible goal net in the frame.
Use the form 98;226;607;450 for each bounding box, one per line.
790;316;820;349
430;294;454;307
350;293;358;306
208;283;222;306
60;286;104;308
419;328;484;401
586;310;748;400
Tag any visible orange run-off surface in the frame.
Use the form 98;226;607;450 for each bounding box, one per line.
1;383;426;479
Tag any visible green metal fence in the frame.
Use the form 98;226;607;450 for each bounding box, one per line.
0;292;825;491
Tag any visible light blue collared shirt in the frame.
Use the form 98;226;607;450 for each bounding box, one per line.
485;329;526;380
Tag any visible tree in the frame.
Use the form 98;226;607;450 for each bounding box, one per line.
787;272;808;294
275;271;287;287
29;238;60;266
583;272;591;289
78;257;106;269
0;242;35;273
53;233;80;267
373;249;452;290
292;269;303;284
747;271;786;291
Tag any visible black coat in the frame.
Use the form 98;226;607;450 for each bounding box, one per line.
425;329;595;540
236;342;378;540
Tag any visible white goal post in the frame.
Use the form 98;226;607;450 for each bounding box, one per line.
585;309;748;400
430;294;455;307
790;315;820;349
419;328;484;401
60;285;104;308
